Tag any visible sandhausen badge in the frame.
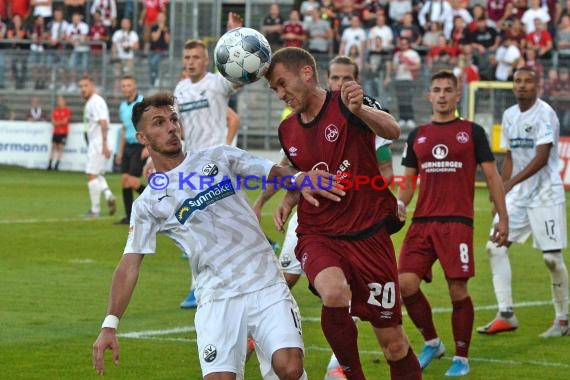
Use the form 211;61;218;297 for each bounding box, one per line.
203;344;217;363
202;163;219;176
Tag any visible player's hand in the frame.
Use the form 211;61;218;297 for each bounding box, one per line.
503;179;514;194
227;12;243;30
252;200;263;223
92;328;119;375
273;191;299;232
102;145;111;159
491;217;509;247
141;147;149;160
340;81;364;114
114;154;122;166
143;159;155;179
295;170;345;207
396;199;407;221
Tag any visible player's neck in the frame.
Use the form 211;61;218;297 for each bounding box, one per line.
299;87;326;124
152;152;185;172
518;98;537;113
190;72;207;83
432;111;456;123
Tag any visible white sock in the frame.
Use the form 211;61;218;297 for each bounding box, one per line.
486;241;513;312
98;175;113;200
543;252;569;321
88;178;101;213
326;354;339;370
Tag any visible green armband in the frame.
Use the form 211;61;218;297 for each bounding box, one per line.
376;144;392;162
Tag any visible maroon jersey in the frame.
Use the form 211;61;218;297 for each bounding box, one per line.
402;118;494;223
280;91;397;236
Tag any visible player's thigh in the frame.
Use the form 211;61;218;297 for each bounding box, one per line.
195;297;249;378
528;204;568;250
85;150;106;175
249;283;304;363
491;201;532;244
432;222;474;279
279;213;303;275
398;223;437;282
123;144;145;177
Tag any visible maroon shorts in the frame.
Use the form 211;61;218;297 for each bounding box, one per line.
295;228;402;328
399;221;474;282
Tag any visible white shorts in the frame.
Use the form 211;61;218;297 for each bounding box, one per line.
85;145;108;175
279;212;303;275
491;202;567;251
194;282;304;379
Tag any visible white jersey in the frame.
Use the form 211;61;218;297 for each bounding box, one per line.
84;93;110;149
500;98;565;208
174;73;237;153
124;145;284;305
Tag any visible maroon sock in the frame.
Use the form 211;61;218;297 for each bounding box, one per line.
321;306;365;380
402;290;438;341
451;296;473;358
388;347;422;380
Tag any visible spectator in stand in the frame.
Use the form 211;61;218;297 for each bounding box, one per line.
449;15;469;51
6;14;28;89
503;17;526;50
90;0;117;36
347;43;364;72
138;0;168;57
0;95;16;120
467;16;501;80
148;11;169;88
468;4;497;32
385;37;421;129
418;0;453;34
47;95;71;171
389;0;413;28
0;19;6;89
64;0;86;21
543;0;562;37
494;35;521;81
0;0;7;20
542;67;558;101
526;18;553;59
299;0;320;27
339;14;366;56
29;15;49;90
556;14;570;66
510;0;528;20
281;10;306;48
453;47;480;85
396;12;422;49
306;7;333;57
261;3;283;53
31;0;52;25
89;10;109;54
65;11;89;93
552;67;570;134
427;34;460;71
487;0;514;29
559;0;570;23
10;0;31;20
446;0;473;39
422;21;444;49
367;11;394;51
47;7;68;91
521;47;544;80
111;18;139;95
27;96;45;121
333;0;355;48
521;0;550;34
361;0;387;30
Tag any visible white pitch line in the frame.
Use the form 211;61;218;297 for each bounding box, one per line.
119;326;195;339
0;216;113;224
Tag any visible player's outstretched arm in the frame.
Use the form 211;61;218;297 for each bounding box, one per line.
292;170;345;207
92;253;144;375
274;191;300;232
252;155;293;221
340;81;400;140
481;161;509;247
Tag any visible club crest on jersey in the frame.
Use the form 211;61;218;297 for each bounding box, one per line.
432;144;448;160
524;124;533;133
456;131;469;144
203;344;217;363
202;162;219;176
175;179;235;224
325;124;339;142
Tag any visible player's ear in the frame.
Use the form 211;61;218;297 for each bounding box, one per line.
301;65;313;81
136;131;147;146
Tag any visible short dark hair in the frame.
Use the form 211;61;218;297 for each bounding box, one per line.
132;92;176;131
431;69;458;88
79;74;94;83
120;74;136;82
265;47;317;80
513;67;539;83
184;39;207;51
327;55;359;81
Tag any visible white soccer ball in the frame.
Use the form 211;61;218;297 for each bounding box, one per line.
214;27;272;85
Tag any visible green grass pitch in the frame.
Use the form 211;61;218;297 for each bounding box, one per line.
1;166;569;379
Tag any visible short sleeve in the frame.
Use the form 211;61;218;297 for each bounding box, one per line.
401;128;419;168
472;123;495;163
499;112;510;150
222;146;275;178
535;108;557;146
123;201;160;254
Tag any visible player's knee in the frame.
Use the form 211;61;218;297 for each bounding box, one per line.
543;252;563;271
486;240;507;258
318;284;351;306
271;348;304;379
382;335;409;361
283;273;301;289
398;273;420;297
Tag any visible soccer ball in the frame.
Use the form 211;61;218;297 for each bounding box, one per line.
214;27;272;85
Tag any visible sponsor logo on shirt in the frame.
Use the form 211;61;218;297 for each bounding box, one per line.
177;99;210;113
175;179;235;224
432;144;448;159
510;138;534;148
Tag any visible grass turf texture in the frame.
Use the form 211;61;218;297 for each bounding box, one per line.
1;165;569;379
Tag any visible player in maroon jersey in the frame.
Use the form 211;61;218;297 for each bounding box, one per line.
266;47;421;380
396;70;509;377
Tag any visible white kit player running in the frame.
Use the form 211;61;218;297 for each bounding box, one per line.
478;67;569;337
91;93;343;379
174;37;242;309
79;75;116;217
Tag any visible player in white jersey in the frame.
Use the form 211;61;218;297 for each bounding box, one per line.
253;56;397;380
91;92;343;379
79;75;116;217
478;67;569;337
